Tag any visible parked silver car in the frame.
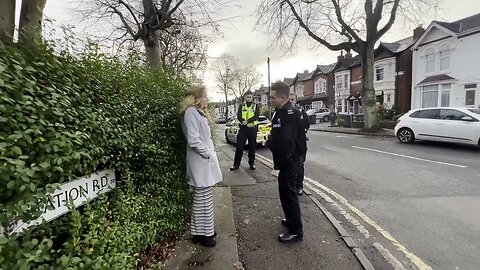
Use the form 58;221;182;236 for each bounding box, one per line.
306;108;331;123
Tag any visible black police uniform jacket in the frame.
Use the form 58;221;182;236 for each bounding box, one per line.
269;102;307;170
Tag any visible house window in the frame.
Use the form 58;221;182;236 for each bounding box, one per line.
439;45;450;71
296;85;304;97
421;83;451;108
337;99;343;113
312;101;324;109
314;78;327;94
261;95;267;105
336;75;343;90
343;75;349;88
465;84;477;106
376;66;385;81
440;84;450;107
421;85;438;108
466;90;476;106
386;94;391;103
425;49;435;73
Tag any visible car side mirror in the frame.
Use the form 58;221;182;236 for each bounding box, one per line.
461;116;476;122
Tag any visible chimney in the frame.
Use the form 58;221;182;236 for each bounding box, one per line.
413;25;425;40
345;49;352;59
337;50;345;61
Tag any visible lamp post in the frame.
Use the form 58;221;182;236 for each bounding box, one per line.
267;57;271;118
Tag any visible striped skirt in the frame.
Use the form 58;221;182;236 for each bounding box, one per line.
191;186;215;237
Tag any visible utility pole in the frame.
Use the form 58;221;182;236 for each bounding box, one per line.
267;57;271;118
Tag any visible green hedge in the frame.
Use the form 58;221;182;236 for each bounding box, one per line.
0;42;191;269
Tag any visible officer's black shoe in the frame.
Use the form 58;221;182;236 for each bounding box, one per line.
230;165;239;171
281;219;289;228
296;187;304;195
278;232;303;243
249;164;256;170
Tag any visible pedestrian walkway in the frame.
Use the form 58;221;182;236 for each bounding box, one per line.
161;142;364;269
310;122;395;137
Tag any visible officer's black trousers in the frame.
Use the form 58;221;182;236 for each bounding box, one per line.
297;158;305;190
233;126;257;166
278;160;303;235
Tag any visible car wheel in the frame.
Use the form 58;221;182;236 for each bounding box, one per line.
323;115;329;122
397;128;415;144
225;131;230;144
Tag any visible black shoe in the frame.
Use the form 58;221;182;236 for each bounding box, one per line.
192;235;216;247
192;231;217;243
249;164;256;170
296;187;304;195
281;219;289;228
278;232;303;243
230;165;239;171
192;235;201;244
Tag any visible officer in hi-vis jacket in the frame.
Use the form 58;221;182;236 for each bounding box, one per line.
230;91;260;171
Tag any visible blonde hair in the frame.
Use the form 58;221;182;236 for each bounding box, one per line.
180;85;212;122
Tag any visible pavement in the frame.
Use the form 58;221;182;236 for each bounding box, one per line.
160;142;365;270
310;122;395;137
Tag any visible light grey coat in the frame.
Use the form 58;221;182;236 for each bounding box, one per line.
181;107;223;187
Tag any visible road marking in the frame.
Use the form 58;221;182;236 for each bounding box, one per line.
305;177;433;270
352;146;467;168
256;153;433;270
373;242;407;270
304;182;370;238
335;135;349;138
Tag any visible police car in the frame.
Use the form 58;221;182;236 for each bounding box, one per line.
225;116;272;146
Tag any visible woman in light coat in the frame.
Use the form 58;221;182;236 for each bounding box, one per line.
180;85;223;247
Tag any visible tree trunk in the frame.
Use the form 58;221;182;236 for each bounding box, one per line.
224;90;229;119
19;0;47;47
144;33;161;67
0;0;16;43
361;42;378;129
143;0;161;68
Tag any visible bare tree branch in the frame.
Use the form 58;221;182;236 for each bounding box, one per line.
282;0;357;51
329;0;362;43
119;0;141;30
376;0;401;39
111;5;140;40
256;0;438;128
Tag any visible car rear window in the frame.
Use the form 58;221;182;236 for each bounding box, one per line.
410;109;441;119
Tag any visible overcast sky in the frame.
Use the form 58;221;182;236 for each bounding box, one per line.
17;0;480;101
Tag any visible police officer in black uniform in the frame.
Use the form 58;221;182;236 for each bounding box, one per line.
289;94;310;195
230;91;260;171
268;82;306;243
